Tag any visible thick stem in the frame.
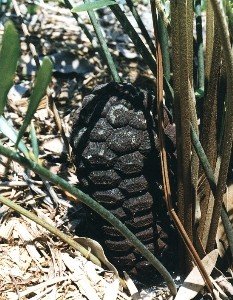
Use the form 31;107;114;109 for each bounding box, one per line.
207;0;233;253
191;124;233;263
198;23;221;248
171;0;193;251
205;0;214;80
195;0;205;91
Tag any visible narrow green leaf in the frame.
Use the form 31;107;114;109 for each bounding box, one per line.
84;0;121;82
0;21;20;115
16;57;53;148
72;0;116;12
0;116;29;157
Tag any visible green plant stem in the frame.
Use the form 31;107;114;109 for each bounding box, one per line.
64;0;120;82
187;0;198;230
63;0;94;43
207;0;233;253
0;194;102;267
84;0;120;82
205;0;214;80
154;0;170;30
66;0;175;104
171;0;193;240
170;1;184;229
163;77;174;116
152;2;212;292
181;0;194;246
191;124;217;194
30;121;39;161
125;0;156;55
0;143;177;296
189;83;200;226
195;0;205;91
63;0;108;70
198;23;221;248
191;124;233;263
110;2;178;113
158;14;170;82
110;4;156;76
187;0;194;82
170;0;194;272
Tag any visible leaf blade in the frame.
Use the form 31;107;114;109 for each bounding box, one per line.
174;250;218;300
0;116;29;157
0;21;20;115
16;57;53;148
71;0;116;12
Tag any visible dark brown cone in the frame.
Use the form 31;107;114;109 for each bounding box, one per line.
71;82;177;278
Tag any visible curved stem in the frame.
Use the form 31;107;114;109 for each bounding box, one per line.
0;143;177;296
0;194;102;267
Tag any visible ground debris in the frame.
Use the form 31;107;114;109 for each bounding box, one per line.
0;1;173;299
0;217;117;299
0;214;172;299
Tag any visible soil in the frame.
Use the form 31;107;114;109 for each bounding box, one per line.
0;1;174;299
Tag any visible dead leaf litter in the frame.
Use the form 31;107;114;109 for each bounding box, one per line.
1;1;233;299
0;1;171;299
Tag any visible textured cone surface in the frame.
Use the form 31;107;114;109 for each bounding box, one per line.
71;82;177;276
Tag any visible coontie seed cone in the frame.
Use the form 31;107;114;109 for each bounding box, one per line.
71;82;177;278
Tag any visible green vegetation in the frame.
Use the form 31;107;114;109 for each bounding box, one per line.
0;0;232;297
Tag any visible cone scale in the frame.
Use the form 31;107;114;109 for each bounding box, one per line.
71;82;177;277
